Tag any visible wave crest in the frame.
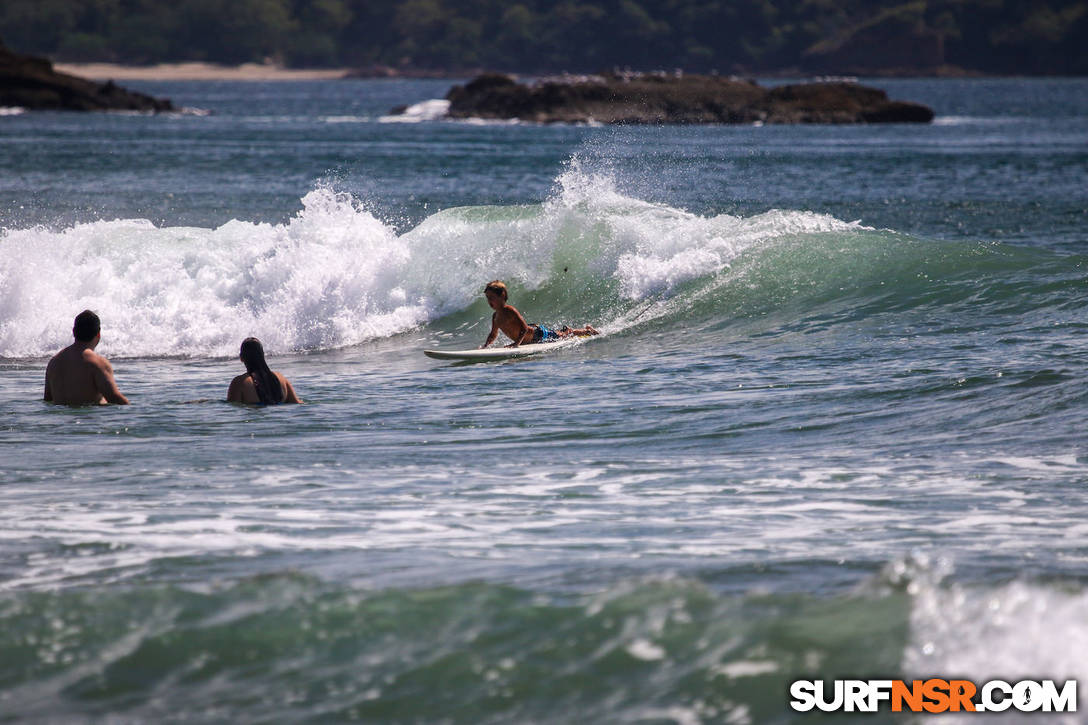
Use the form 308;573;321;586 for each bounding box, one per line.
5;167;1036;359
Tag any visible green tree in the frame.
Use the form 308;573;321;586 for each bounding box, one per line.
3;0;1088;75
492;4;541;69
170;0;293;64
287;0;351;65
0;0;79;54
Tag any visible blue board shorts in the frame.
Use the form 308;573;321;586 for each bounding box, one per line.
531;325;560;343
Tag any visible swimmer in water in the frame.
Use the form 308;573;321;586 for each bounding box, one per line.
227;337;302;404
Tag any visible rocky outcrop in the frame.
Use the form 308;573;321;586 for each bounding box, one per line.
0;41;173;112
443;72;934;124
761;81;935;123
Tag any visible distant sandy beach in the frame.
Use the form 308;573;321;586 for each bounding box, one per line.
54;62;350;81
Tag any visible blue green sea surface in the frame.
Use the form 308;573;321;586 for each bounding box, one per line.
1;77;1086;723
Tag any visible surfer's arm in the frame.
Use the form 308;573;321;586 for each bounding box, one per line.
480;313;499;348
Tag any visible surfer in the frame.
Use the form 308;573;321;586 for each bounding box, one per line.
44;310;130;405
227;337;302;404
479;280;598;348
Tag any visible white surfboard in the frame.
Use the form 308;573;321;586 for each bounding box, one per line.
423;340;578;361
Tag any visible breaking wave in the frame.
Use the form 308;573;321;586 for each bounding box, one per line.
1;164;1078;358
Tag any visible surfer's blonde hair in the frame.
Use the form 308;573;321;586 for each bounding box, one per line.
484;280;508;300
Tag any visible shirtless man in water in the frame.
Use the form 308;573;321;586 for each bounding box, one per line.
479;280;598;348
44;310;129;405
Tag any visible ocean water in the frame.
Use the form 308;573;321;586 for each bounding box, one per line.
1;77;1087;723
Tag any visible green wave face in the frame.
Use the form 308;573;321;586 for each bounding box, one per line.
7;568;1083;722
0;574;912;723
419;191;1084;348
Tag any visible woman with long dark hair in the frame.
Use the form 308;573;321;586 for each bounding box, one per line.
227;337;301;404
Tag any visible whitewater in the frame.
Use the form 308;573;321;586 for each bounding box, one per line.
1;77;1087;723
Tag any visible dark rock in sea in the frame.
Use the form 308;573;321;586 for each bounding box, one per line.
760;81;934;123
0;40;174;112
443;71;933;124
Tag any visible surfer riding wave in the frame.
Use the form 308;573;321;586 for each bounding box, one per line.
479;281;598;348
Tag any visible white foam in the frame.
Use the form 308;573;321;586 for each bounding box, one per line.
932;116;1019;127
378;99;450;123
987;455;1084;474
626;639;666;661
713;661;780;678
321;115;371;124
548;162;865;300
0;189;432;357
905;576;1088;722
378;99;527;125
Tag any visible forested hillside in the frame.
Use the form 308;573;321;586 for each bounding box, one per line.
2;0;1085;75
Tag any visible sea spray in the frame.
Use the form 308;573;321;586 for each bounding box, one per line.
547;158;872;291
0;190;426;358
